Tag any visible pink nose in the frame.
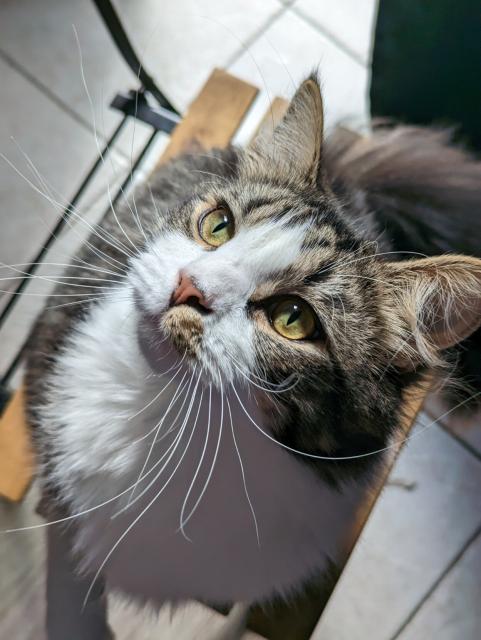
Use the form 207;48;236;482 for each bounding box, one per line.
171;271;210;309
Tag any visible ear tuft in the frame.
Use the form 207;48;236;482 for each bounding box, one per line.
386;255;481;368
249;75;324;185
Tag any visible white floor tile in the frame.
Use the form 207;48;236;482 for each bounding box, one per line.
0;0;280;138
311;418;481;640
396;530;481;640
229;9;369;134
0;124;166;379
425;392;481;458
294;0;378;63
0;55;104;297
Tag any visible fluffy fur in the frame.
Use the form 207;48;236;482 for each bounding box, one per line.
24;75;481;620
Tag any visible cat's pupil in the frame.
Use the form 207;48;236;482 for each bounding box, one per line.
286;307;301;326
212;219;228;234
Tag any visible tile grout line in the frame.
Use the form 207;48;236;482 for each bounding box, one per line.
389;522;481;640
424;407;481;464
438;421;481;463
291;6;368;69
0;47;98;136
224;4;288;69
0;47;135;162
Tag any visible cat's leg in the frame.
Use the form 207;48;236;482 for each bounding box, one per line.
46;524;114;640
206;603;250;640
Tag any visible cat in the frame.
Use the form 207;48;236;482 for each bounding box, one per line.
23;75;481;639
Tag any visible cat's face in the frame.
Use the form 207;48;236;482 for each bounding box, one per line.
129;77;481;470
130;171;388;449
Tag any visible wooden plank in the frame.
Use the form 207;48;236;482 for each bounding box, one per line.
159;68;258;164
0;387;34;501
0;69;258;503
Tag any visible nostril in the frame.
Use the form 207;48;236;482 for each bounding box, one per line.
171;272;211;311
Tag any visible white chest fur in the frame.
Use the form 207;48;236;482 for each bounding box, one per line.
41;289;366;605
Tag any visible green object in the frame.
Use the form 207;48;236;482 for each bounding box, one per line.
371;0;481;151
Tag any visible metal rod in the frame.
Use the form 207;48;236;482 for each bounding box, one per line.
0;116;128;333
91;0;179;114
1;129;160;388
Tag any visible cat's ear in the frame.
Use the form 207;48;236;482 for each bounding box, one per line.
385;255;481;367
250;75;324;185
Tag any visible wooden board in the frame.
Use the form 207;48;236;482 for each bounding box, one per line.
0;69;258;502
0;387;34;501
159;68;258;164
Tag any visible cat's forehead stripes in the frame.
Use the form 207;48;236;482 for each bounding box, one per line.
216;220;310;278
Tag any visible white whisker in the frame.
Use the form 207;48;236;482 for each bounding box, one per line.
125;366;196;506
117;372;203;517
73;26;140;256
128;357;186;421
178;383;212;540
180;380;223;539
8;138;138;262
232;383;481;461
226;394;260;546
232;361;298;394
82;375;203;607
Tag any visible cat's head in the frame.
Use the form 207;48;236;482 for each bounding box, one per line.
129;76;481;470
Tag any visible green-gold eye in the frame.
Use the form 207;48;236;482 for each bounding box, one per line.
199;208;235;247
270;298;318;340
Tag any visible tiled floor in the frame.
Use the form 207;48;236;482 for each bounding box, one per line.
1;1;480;639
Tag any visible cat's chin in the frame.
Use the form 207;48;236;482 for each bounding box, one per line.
136;311;181;374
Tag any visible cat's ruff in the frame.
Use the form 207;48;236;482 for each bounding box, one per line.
43;285;364;604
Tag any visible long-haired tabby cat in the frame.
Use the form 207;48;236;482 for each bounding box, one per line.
23;75;481;639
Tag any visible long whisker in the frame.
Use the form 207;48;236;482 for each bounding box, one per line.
73;26;140;256
82;375;202;607
117;372;203;517
178;383;212;540
227;352;298;391
44;295;124;310
125;366;196;506
0;261;122;279
179;380;223;540
128;357;186;421
128;368;190;449
202;14;277;136
0;263;123;289
232;384;481;462
99;85;148;244
0;287;119;297
147;184;161;224
316;250;429;278
336;273;391;286
226;394;260;546
0;274;121;286
1;372;193;536
231;361;298;395
190;169;230;184
11;136;137;263
0;152;132;272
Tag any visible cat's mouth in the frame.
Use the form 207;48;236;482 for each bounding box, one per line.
176;296;213;316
